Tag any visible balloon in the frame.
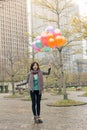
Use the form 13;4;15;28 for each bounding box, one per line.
41;34;48;46
41;31;48;36
54;29;61;34
48;38;56;48
35;36;41;41
32;43;41;52
47;33;54;39
36;40;42;48
62;36;66;45
45;26;54;33
54;29;62;37
55;36;66;47
31;27;67;52
42;47;51;52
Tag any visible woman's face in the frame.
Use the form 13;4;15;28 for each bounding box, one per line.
33;63;38;71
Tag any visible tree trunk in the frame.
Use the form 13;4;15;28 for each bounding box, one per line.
57;77;62;94
58;48;68;99
63;72;68;99
11;75;15;95
58;87;62;94
32;49;35;62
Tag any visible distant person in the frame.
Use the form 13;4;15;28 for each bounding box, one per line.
17;61;51;124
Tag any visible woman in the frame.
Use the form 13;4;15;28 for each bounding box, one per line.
17;61;51;124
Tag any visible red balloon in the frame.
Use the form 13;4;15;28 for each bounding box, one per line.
54;33;61;37
41;34;48;46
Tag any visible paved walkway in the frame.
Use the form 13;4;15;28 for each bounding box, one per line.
0;91;87;130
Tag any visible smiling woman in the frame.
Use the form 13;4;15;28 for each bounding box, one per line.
73;0;87;16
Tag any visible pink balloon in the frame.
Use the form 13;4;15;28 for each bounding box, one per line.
32;43;41;52
45;26;54;33
54;29;62;37
35;36;41;41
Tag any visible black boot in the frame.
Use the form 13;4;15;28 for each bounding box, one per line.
34;116;39;124
38;116;43;123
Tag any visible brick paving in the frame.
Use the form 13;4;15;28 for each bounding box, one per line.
0;91;87;130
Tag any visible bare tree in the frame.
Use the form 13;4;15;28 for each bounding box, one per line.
3;50;30;95
32;0;81;99
72;16;87;39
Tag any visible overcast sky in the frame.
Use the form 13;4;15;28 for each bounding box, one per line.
73;0;87;16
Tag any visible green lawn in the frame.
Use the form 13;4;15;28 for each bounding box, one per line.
67;87;87;91
4;93;24;98
81;92;87;97
4;91;29;99
47;99;87;107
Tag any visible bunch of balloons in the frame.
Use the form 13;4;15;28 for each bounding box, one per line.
32;26;66;52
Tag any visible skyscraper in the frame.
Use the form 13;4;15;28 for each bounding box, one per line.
0;0;28;78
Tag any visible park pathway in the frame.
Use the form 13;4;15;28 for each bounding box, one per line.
0;91;87;130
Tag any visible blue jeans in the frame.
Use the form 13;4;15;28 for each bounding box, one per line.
30;90;42;116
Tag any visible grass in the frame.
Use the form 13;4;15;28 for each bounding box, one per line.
47;99;86;107
45;87;87;93
46;88;63;95
81;92;87;97
4;91;47;101
66;87;76;91
82;87;87;91
4;93;24;98
4;92;31;101
22;96;48;101
22;96;31;101
67;87;87;91
4;91;29;99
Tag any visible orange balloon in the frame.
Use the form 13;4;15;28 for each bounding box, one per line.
55;36;66;47
62;37;66;45
48;38;56;48
47;33;54;39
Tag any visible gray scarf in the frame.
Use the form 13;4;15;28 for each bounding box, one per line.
28;69;43;92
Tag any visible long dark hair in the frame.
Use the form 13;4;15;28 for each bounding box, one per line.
30;62;40;71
